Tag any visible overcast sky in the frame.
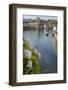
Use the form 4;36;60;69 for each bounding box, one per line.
23;15;57;20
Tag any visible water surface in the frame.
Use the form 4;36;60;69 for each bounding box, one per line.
23;29;57;73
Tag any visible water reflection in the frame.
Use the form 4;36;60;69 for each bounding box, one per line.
23;29;57;73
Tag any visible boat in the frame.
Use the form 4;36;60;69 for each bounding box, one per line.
46;32;49;36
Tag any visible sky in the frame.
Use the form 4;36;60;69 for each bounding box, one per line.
23;15;57;21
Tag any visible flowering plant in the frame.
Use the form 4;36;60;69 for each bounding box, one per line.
23;39;41;74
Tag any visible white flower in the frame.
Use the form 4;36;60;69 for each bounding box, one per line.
28;42;33;49
34;49;38;53
34;49;41;59
24;49;32;59
27;60;32;69
37;52;41;59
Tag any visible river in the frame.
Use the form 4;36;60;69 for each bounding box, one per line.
23;29;57;74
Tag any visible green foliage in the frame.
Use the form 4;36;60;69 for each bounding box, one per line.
23;41;30;50
32;58;40;74
23;40;40;74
